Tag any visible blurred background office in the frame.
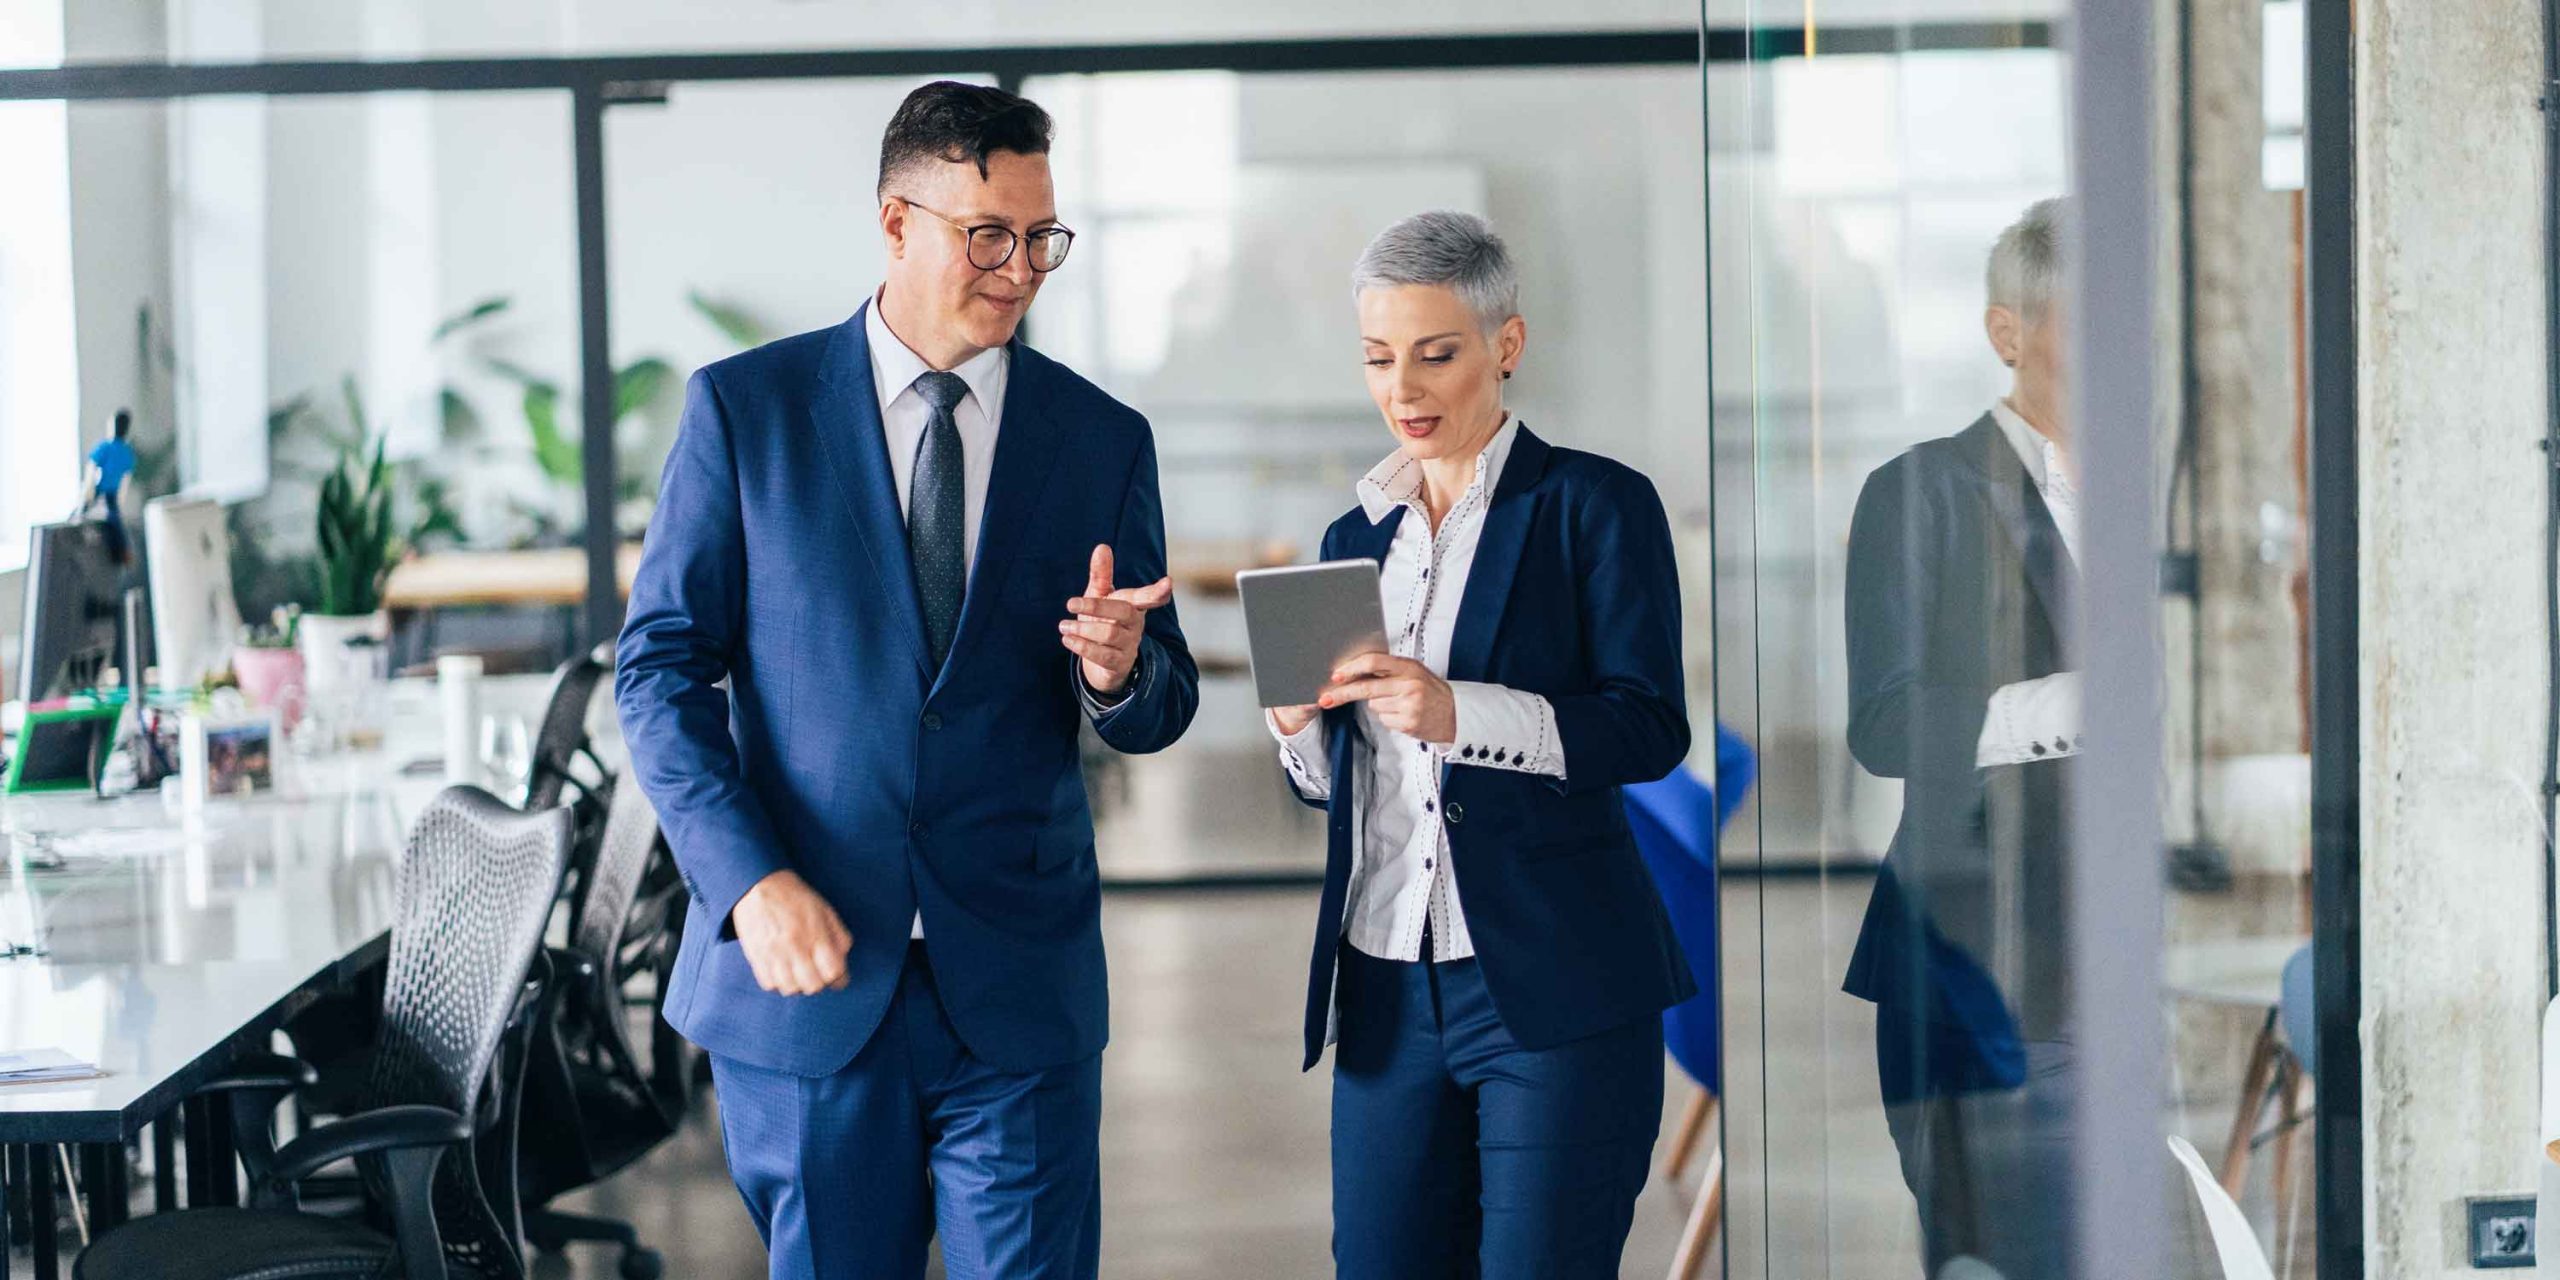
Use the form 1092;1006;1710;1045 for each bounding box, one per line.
0;0;2547;1277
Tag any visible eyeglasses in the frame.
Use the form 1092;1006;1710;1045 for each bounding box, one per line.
900;199;1076;273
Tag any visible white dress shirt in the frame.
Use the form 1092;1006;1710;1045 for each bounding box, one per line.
867;293;1006;567
1267;418;1566;964
1977;399;2082;768
869;294;1006;940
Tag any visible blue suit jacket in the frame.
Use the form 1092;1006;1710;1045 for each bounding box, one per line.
1292;426;1695;1069
616;304;1197;1077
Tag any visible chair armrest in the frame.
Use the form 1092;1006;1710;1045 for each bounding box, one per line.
191;1052;319;1096
268;1104;471;1187
196;1051;323;1187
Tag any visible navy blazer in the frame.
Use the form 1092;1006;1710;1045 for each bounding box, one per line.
1842;413;2075;1097
616;303;1197;1078
1291;426;1695;1069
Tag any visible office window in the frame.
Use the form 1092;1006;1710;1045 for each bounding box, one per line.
0;4;80;573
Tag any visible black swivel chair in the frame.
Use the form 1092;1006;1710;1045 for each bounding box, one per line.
525;643;612;816
274;643;609;1123
516;775;690;1280
76;787;572;1280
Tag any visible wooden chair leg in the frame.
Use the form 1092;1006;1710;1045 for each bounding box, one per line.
1668;1140;1724;1280
2220;1009;2281;1196
1664;1090;1713;1183
2270;1057;2309;1270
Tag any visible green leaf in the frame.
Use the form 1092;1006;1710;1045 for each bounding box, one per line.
267;394;313;445
687;290;767;348
340;375;370;448
432;296;511;343
613;358;673;424
440;387;482;442
523;383;581;484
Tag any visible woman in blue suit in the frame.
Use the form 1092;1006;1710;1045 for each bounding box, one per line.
1266;211;1695;1279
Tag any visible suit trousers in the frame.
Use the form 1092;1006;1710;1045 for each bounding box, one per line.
1329;942;1662;1280
709;942;1102;1280
1882;1032;2077;1280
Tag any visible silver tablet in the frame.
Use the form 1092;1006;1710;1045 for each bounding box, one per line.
1235;559;1389;709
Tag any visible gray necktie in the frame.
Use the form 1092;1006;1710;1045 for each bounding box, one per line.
907;371;969;671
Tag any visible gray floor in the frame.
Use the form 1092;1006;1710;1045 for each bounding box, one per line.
540;888;1706;1279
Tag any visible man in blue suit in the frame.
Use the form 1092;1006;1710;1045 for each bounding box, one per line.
615;81;1197;1279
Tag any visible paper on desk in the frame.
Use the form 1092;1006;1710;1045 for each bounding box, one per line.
0;1048;99;1085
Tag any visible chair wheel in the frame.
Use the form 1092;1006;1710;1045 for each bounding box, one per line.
620;1247;665;1280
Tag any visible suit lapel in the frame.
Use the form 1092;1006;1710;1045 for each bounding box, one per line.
929;341;1067;695
812;302;930;681
1955;414;2078;655
1446;426;1553;684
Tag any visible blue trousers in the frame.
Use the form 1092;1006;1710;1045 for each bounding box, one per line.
1329;943;1663;1280
708;943;1102;1280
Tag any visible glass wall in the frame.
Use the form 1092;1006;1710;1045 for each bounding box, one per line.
42;93;576;667
1714;4;2324;1278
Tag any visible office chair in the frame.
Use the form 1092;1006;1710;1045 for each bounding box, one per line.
76;786;572;1280
525;642;612;815
276;642;609;1124
1626;724;1754;1280
517;774;689;1280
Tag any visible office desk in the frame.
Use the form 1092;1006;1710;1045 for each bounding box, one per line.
0;674;561;1277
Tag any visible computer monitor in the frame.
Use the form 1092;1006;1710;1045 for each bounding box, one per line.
16;521;133;704
144;497;242;691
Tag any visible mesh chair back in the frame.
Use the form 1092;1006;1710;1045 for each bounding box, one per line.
521;775;688;1204
365;785;571;1277
524;645;608;812
570;776;665;968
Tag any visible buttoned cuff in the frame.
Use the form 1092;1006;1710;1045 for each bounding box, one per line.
1446;682;1566;780
1268;708;1333;799
1976;671;2082;767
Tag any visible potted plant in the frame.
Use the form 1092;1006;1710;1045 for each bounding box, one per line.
231;606;306;732
298;440;406;737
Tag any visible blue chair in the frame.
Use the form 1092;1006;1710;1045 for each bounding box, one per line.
1626;724;1753;1280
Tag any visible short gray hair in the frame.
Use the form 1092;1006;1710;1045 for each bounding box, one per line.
1352;210;1520;335
1987;197;2069;325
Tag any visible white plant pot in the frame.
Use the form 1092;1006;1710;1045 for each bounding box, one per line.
297;611;391;749
298;612;389;690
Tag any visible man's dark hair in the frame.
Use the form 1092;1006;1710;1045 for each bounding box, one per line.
877;81;1054;199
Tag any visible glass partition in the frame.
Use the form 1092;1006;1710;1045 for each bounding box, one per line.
1713;3;2323;1277
52;92;576;667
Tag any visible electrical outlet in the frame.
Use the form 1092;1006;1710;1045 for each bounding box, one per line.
2467;1195;2536;1268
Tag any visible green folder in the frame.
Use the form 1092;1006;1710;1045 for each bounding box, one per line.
3;695;123;795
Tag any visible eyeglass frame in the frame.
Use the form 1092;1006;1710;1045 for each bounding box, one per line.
896;198;1077;274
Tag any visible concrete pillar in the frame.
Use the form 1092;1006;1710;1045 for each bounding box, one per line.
2357;0;2550;1272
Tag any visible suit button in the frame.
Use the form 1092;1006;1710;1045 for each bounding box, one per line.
1445;804;1464;826
922;712;943;732
909;821;926;837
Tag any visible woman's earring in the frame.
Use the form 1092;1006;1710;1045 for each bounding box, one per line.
1501;370;1513;381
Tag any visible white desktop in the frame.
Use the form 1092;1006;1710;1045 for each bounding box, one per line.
143;496;243;692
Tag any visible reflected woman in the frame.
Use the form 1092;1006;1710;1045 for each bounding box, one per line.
1265;211;1694;1278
